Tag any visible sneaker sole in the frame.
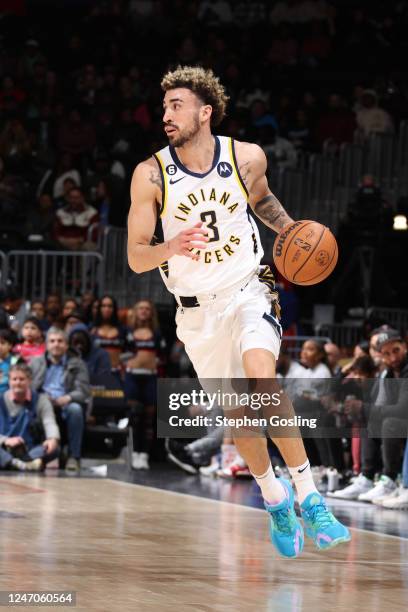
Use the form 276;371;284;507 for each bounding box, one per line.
315;534;351;551
167;451;197;475
305;528;351;550
382;503;408;510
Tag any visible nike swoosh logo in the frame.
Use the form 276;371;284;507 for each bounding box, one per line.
298;463;309;473
169;176;186;184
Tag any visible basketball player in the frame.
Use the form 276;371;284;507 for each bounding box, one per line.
127;66;350;557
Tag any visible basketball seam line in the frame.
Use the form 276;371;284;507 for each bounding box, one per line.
292;223;326;282
303;240;338;284
281;220;315;279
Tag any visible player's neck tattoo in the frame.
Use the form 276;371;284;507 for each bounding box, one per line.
254;195;292;231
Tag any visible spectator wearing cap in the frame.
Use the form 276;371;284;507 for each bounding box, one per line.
30;327;90;472
13;317;46;364
332;329;408;503
0;363;60;472
356;90;394;138
54;186;98;250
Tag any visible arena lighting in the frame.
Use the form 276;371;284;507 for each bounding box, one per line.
393;214;408;230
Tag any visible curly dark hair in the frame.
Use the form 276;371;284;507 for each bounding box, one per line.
161;65;229;126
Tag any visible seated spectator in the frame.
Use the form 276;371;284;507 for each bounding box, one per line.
30;300;50;332
56;108;96;161
331;329;407;502
0;328;20;393
80;292;95;319
24;193;56;245
301;20;332;67
54;187;98;250
30;327;91;472
64;310;86;333
45;293;62;327
90;179;112;227
0;119;31;168
0;287;30;332
315;94;356;149
0;307;10;330
286;108;313;152
13;317;46;364
356;90;394;138
0;75;26;115
197;0;233;26
250;99;279;132
324;342;342;377
61;298;79;322
54;177;79;210
266;24;298;67
259;125;297;169
68;323;111;379
169;339;194;378
90;295;127;370
0;157;27;224
85;150;126;223
0;363;60;472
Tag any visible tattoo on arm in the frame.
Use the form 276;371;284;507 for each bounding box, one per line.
149;170;162;190
254;195;292;231
239;161;251;186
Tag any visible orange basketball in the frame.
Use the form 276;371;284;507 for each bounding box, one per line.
273;220;338;286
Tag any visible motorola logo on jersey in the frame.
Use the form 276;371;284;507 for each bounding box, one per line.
217;162;233;178
166;164;178;175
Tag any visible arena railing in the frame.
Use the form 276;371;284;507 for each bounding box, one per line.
315;323;364;348
368;306;408;333
4;250;104;301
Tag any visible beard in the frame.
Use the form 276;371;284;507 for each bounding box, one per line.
167;115;200;147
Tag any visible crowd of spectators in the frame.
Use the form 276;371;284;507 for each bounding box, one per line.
167;325;408;512
1;284;408;510
1;0;408;244
0;287;166;472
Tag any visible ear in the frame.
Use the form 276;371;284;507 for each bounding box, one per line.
200;104;212;124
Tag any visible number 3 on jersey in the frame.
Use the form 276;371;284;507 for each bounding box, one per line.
200;210;219;243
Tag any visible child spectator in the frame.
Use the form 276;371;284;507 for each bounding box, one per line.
14;317;46;364
0;328;19;393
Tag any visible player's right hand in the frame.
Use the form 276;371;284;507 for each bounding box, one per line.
167;222;209;261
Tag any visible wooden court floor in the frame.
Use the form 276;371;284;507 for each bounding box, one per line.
0;475;407;612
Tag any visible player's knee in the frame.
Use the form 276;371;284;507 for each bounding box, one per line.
242;348;276;379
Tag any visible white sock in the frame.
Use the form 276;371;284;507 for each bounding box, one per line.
288;460;319;504
252;463;286;505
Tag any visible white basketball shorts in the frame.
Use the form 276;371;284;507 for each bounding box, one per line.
175;270;282;379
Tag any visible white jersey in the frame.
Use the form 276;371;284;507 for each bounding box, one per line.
153;135;263;296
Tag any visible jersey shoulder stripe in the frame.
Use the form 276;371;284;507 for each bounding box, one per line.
229;138;249;199
152;152;167;216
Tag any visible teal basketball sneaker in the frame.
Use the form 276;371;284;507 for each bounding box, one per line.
300;492;351;551
264;478;304;559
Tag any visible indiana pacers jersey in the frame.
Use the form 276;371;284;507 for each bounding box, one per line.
153;136;263;296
